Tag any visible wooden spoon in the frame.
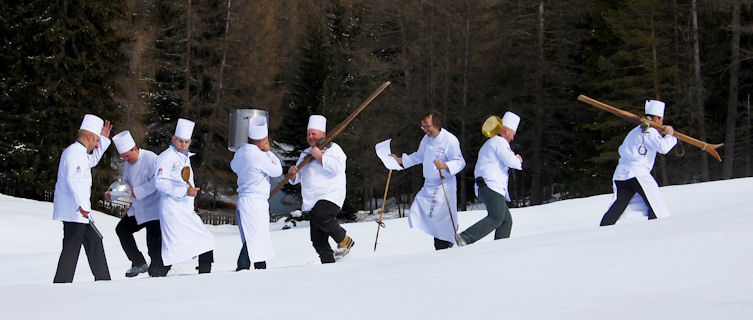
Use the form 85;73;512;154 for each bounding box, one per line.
181;166;193;188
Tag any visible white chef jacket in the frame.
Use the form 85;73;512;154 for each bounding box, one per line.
610;125;677;220
473;135;522;201
231;143;282;262
53;137;111;224
230;143;283;199
289;142;347;212
154;145;215;265
402;128;466;243
123;149;160;225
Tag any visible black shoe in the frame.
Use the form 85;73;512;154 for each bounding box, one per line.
197;263;211;274
235;267;249;272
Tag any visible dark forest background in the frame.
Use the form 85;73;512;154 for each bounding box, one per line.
2;0;752;217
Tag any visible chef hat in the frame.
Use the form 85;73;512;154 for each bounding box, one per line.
175;118;195;139
502;111;521;132
248;116;268;140
80;114;104;135
645;100;665;118
112;130;136;154
307;115;326;133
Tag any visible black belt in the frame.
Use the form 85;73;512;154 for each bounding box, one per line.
475;177;487;187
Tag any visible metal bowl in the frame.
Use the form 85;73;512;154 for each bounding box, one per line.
106;180;133;204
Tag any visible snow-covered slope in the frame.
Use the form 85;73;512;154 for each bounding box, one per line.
1;178;751;319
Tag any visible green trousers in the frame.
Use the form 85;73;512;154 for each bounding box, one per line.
459;185;512;244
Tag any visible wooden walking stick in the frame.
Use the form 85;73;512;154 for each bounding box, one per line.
578;95;724;162
270;81;391;197
437;167;459;238
373;169;392;252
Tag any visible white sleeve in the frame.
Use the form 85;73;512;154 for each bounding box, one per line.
401;137;426;169
86;136;110;168
444;138;466;176
497;141;522;170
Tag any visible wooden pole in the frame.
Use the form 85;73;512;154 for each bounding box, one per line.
577;95;724;162
373;170;392;252
270;81;391;197
437;167;458;237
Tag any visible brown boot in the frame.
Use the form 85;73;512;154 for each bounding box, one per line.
335;235;354;259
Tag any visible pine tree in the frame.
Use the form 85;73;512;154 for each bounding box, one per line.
0;0;127;200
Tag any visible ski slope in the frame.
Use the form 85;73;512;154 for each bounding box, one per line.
0;178;751;319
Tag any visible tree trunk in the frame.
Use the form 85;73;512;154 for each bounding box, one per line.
183;0;192;118
459;0;471;211
691;0;709;181
723;0;741;179
649;11;669;185
530;1;545;205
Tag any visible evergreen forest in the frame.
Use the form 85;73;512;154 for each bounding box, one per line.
2;0;752;217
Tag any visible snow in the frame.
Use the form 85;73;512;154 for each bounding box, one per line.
1;178;752;319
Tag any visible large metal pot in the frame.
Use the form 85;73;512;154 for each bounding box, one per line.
481;115;503;138
228;109;269;152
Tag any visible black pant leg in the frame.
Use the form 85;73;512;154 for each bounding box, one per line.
310;218;335;263
310;200;346;243
629;179;658;220
53;222;87;283
600;178;639;226
434;238;453;250
197;250;213;273
82;223;111;281
115;215;147;267
144;221;166;269
236;242;251;270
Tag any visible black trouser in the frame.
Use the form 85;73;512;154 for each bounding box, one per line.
309;200;347;264
197;250;214;273
434;238;453;250
53;222;111;283
115;216;166;272
600;177;658;226
236;242;267;270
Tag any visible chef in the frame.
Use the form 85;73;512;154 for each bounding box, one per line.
288;115;354;263
154;118;215;273
456;112;522;246
389;111;466;250
53;114;112;283
231;117;282;270
109;130;168;277
600;100;677;226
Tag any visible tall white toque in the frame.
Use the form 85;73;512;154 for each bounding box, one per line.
645;100;665;118
307;115;326;133
502;111;521;132
80;114;104;135
248;116;268;140
112;130;136;154
175;118;195;139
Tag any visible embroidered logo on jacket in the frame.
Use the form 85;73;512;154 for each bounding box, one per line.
75;166;81;174
157;168;163;176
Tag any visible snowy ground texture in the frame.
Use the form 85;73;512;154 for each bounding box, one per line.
1;178;752;319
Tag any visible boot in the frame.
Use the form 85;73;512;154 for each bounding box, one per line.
125;263;149;278
455;233;467;247
335;235;354;259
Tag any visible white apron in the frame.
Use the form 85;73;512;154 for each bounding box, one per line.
608;125;676;221
155;146;215;266
237;196;275;261
409;177;459;243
